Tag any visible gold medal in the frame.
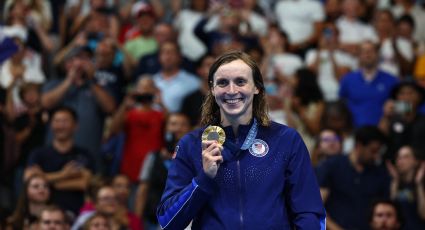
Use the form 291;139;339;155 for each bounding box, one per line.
202;126;226;146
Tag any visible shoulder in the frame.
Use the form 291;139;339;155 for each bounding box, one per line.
260;122;304;145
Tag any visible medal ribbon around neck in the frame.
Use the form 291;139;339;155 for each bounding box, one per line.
240;118;258;150
222;118;258;161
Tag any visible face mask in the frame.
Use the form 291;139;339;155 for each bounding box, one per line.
133;93;154;104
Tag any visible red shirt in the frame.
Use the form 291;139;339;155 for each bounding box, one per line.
120;108;164;182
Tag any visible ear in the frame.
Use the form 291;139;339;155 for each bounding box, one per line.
254;86;259;95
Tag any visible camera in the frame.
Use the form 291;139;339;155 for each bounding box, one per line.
394;101;412;115
133;93;154;104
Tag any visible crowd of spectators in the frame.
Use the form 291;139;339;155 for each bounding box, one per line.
0;0;425;229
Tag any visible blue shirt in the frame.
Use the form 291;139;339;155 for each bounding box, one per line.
339;70;398;127
316;155;390;230
153;70;200;113
157;122;326;229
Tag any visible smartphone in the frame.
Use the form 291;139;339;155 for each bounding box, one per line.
394;101;412;115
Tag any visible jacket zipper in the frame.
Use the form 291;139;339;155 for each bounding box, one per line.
237;159;244;229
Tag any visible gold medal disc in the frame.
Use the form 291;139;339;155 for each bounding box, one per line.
202;126;226;146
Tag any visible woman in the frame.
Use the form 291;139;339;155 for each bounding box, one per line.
387;146;425;230
285;68;325;152
6;174;51;230
83;213;111;230
157;51;325;229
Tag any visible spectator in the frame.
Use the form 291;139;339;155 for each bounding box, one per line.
321;101;355;154
324;0;342;22
369;199;403;230
134;22;195;77
135;113;191;230
274;0;325;57
42;45;116;162
305;21;356;101
69;0;119;41
181;54;215;127
3;1;54;53
109;77;164;183
386;146;425;229
38;205;69;230
260;24;302;125
312;129;343;166
396;14;416;45
6;174;51;230
152;41;200;113
374;9;415;78
261;24;303;88
391;0;425;44
25;106;95;216
285;68;325;152
82;212;111;230
316;126;390;230
336;0;378;56
173;0;209;61
194;3;258;56
92;37;127;104
123;2;158;61
379;81;425;160
7;82;48;204
11;83;48;168
0;29;46;112
111;174;142;230
339;40;399;127
72;185;136;230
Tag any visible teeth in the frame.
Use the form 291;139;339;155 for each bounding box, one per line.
225;99;241;104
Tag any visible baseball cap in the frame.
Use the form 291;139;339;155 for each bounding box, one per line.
131;2;156;18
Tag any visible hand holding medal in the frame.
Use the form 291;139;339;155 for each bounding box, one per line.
201;126;225;178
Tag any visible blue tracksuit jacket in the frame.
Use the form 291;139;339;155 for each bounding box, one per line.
157;121;326;229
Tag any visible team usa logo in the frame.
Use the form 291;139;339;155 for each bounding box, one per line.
249;139;269;157
172;145;179;159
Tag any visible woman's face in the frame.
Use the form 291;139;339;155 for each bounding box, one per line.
212;60;258;124
96;187;118;215
27;177;50;203
88;216;110;230
396;146;418;174
396;86;422;109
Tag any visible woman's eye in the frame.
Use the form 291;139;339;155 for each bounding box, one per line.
235;79;247;86
216;79;228;87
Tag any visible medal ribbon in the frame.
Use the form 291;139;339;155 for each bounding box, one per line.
222;118;258;161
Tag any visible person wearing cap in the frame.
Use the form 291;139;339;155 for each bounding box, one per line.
378;81;425;160
123;2;158;61
41;45;116;165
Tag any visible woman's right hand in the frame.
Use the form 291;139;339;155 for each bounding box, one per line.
202;140;223;178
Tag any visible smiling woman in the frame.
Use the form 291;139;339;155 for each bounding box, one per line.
156;50;326;229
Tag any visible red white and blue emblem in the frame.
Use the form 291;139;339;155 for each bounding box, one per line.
249;139;269;157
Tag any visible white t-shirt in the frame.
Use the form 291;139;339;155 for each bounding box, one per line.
379;37;414;77
275;0;324;44
174;9;208;61
267;53;304;80
305;49;356;101
336;17;378;44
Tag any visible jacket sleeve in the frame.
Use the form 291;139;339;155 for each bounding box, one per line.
284;129;326;230
156;134;218;229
